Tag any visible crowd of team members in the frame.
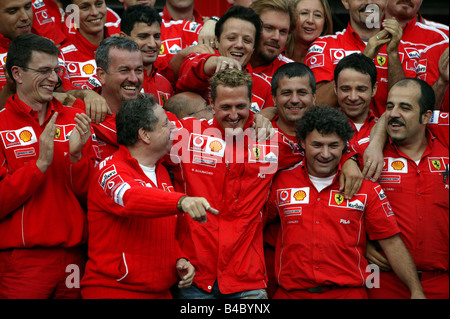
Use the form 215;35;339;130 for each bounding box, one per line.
0;0;448;299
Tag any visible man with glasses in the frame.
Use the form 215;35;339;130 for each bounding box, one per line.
0;33;98;299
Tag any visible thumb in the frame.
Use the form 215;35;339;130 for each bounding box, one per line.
203;199;219;215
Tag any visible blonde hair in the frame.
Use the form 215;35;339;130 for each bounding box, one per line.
285;0;333;59
250;0;296;31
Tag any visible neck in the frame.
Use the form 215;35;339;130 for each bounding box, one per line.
276;118;296;137
101;93;121;115
144;63;153;76
128;144;159;168
166;5;194;21
79;28;104;47
17;91;48;125
292;40;311;63
395;132;428;162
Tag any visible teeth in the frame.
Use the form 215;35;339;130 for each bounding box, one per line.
123;86;137;90
90;19;101;23
231;53;243;57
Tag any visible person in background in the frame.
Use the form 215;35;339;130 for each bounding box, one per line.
164;91;214;120
284;0;333;63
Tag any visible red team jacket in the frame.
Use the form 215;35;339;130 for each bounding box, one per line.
176;52;274;113
0;96;98;249
166;114;299;294
81;146;188;295
305;23;419;117
266;161;400;290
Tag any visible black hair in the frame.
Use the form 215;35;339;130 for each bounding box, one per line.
334;53;378;88
215;5;262;48
121;5;162;35
271;62;316;96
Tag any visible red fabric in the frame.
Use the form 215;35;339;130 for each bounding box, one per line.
379;131;449;272
305;23;419;117
81;146;186;296
417;40;449;112
0;96;98;249
59;28;110;88
348;111;377;153
165;115;300;294
266;161;400;291
31;0;66;45
0;247;86;299
367;271;449;299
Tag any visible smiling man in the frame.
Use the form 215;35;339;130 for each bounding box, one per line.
167;68;302;299
176;5;274;113
334;53;378;152
0;33;98;299
265;105;425;299
305;0;419;118
367;78;449;299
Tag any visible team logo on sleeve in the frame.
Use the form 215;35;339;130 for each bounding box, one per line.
329;190;367;211
382;202;395;217
277;187;310;206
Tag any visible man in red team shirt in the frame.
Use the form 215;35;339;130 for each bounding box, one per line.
384;0;449;111
265;105;426;299
120;5;173;106
81;95;218;299
176;5;274;114
0;33;98;299
334;53;378;152
305;0;419;118
59;0;110;88
366;78;449;299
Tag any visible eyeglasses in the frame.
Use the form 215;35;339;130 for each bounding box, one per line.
20;66;64;78
188;104;213;117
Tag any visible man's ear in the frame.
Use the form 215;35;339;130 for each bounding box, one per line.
421;110;433;125
138;128;151;145
96;67;107;85
10;65;22;84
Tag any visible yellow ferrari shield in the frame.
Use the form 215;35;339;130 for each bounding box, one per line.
253;147;261;160
55;127;61;139
432;159;442;170
377;55;387;66
334;193;344;205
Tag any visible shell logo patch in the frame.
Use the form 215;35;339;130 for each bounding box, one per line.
391;160;405;171
19;130;32;143
82;64;95;75
277;187;310;206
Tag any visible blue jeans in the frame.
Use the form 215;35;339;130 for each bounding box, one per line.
173;280;268;299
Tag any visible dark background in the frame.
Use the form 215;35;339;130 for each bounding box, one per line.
105;0;449;33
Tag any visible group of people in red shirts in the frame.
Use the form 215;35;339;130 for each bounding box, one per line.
0;0;448;301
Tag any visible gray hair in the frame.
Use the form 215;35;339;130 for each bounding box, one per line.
95;37;140;72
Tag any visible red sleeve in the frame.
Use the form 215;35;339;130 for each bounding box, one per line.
90;162;185;219
176;53;215;94
305;39;335;83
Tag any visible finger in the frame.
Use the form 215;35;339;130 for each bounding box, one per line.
371;162;383;182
